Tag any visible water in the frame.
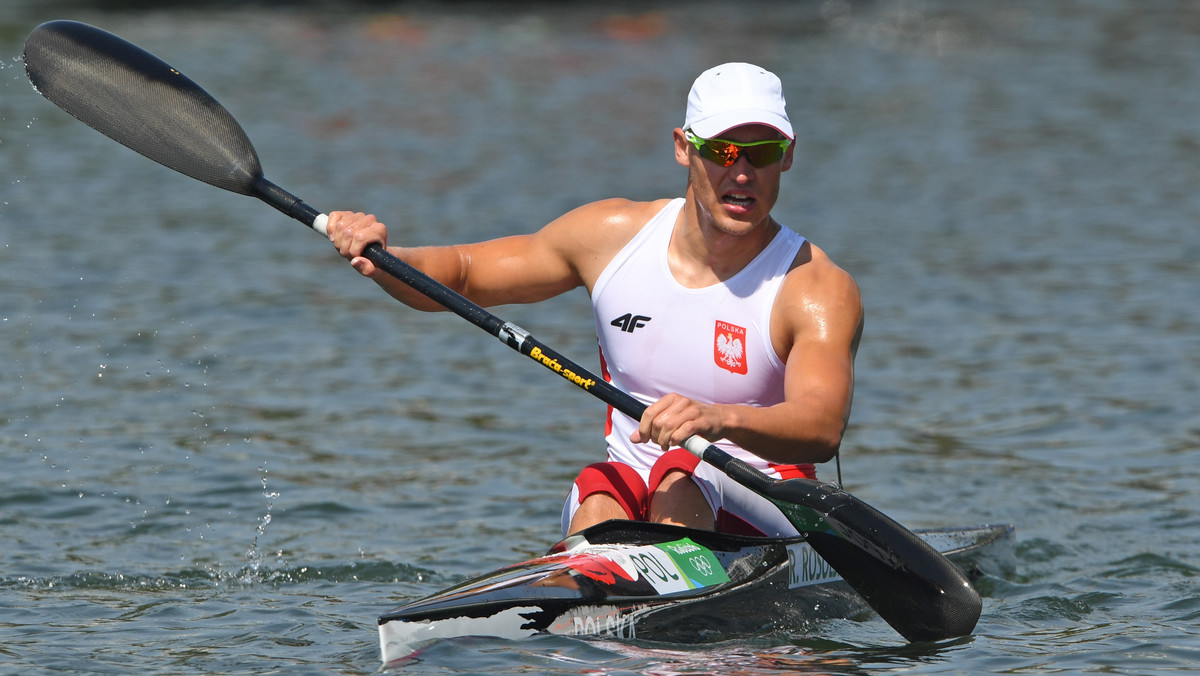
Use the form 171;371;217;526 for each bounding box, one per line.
2;1;1197;673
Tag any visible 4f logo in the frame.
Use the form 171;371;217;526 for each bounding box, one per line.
611;313;651;333
714;321;747;374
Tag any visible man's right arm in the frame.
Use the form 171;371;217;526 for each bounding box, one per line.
325;199;661;310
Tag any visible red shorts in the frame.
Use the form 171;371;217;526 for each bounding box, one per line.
563;449;816;537
571;448;701;522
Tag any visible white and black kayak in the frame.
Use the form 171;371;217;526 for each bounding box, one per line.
378;520;1014;664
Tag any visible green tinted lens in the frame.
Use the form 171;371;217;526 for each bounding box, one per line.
740;141;787;167
687;131;789;168
697;139;741;166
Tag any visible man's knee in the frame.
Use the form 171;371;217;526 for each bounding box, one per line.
648;470;714;529
568;492;628;534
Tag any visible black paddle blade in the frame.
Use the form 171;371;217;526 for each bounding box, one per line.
23;20;263;194
707;445;981;641
768;479;982;642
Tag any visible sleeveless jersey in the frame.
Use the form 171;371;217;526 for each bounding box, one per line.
591;197;809;478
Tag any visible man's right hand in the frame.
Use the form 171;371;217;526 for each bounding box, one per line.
327;210;388;278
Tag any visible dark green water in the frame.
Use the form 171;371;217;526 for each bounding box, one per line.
2;1;1197;673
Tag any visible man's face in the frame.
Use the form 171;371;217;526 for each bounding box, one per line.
676;124;794;236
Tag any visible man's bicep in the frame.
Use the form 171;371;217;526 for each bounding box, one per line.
781;281;863;425
784;336;855;417
459;233;581;306
455;198;651;307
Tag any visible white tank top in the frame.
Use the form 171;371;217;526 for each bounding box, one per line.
591;198;807;476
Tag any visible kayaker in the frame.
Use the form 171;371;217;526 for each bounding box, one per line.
327;62;863;538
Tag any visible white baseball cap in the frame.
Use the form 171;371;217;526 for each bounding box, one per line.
683;62;793;139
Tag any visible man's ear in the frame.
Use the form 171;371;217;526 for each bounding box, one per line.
673;128;691;168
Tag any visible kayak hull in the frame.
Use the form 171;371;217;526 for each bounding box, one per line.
379;520;1014;664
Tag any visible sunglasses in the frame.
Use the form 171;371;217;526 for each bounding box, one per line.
684;130;792;168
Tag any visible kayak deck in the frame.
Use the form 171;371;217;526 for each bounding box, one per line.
378;520;1014;664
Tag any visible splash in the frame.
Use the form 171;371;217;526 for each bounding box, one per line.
242;463;281;583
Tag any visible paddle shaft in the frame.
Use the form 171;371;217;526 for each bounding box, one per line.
262;178;714;447
259;176;765;489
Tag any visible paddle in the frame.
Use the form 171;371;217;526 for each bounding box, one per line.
23;20;982;642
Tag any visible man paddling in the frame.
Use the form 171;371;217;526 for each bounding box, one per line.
328;63;863;538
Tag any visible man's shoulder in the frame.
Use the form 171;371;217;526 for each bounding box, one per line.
781;241;862;306
547;197;674;249
540;198;676;287
774;242;863;352
568;197;675;228
788;240;854;277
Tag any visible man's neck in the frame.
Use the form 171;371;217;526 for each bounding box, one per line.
669;195;779;288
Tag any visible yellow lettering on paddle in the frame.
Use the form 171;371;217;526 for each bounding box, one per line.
530;347;596;390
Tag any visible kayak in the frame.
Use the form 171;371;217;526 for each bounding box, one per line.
378;520;1015;664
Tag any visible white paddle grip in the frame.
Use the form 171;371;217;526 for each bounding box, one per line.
682;435;713;459
313;213;329;236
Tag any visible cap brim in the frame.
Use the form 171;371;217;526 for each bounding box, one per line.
689;110;794;139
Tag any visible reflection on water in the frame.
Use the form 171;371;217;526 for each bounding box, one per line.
1;1;1198;674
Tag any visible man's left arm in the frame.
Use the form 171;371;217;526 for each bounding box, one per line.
724;258;862;464
633;254;863;465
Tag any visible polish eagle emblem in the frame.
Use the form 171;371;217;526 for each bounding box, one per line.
717;333;743;366
713;321;748;374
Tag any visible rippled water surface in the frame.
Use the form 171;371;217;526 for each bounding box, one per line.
2;1;1198;673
